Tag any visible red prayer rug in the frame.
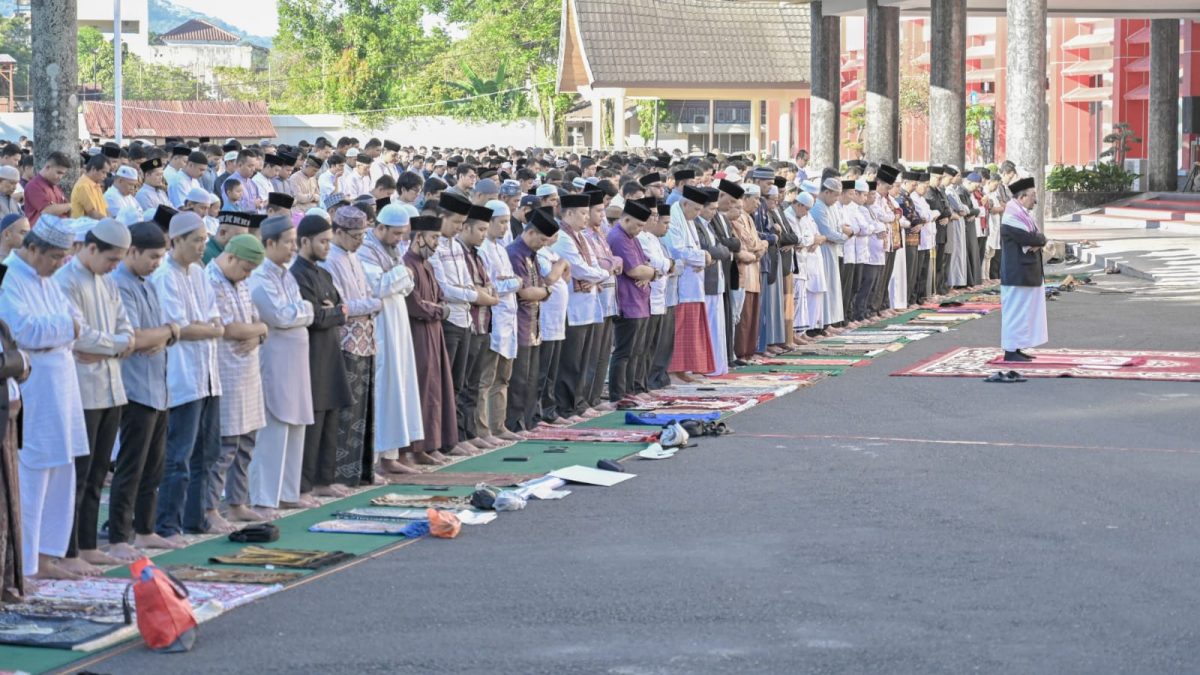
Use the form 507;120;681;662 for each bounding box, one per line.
892;347;1200;382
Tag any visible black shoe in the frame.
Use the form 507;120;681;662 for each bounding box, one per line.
732;359;749;367
1004;350;1033;363
1016;349;1036;360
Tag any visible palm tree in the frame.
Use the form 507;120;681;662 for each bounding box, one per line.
442;59;522;113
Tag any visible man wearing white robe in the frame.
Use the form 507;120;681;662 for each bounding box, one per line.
998;177;1048;362
0;215;87;579
358;204;425;472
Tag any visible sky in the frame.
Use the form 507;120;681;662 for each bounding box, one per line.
170;0;279;38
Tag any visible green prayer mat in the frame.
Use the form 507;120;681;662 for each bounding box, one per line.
439;440;645;474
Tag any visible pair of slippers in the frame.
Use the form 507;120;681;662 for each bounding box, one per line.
984;370;1027;383
680;419;732;437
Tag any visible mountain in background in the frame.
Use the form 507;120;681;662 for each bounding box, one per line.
149;0;273;49
0;0;273;50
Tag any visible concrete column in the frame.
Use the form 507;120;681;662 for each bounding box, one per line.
612;93;627;150
809;1;841;171
1005;0;1047;222
1148;19;1180;192
778;104;792;159
929;0;966;168
866;0;900;163
708;100;716;152
590;97;603;149
31;0;79;186
749;99;763;156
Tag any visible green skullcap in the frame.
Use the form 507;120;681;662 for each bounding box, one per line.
224;234;265;265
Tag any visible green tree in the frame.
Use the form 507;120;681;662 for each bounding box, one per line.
1100;122;1141;166
0;15;33;104
77;27;199;101
275;0;445;124
636;99;672;145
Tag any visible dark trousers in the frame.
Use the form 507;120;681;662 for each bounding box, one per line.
935;241;949;295
157;395;220;537
556;322;596;417
537;339;563;423
301;407;339;492
842;263;862;320
648;306;676;390
505;343;541;432
609;316;648;402
841;261;859;322
585;316;614;407
904;245;920;306
69;406;122;555
853;265;882;321
109;402;168;545
632;314;663;394
722;291;736;364
913;250;932;305
871;250;896;314
964;220;982;286
457;333;488;440
442;321;470;399
988;247;1001;280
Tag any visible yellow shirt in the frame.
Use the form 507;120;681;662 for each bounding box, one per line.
70;175;107;218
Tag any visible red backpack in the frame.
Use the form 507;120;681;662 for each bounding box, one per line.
123;557;199;652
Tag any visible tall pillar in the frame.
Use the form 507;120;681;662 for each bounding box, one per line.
31;0;79;185
590;97;603;149
866;0;900;163
929;0;966;168
1148;19;1180;192
749;98;763;157
612;93;627;150
1005;0;1047;221
809;1;841;171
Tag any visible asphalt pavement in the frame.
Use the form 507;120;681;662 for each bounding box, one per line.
91;269;1200;675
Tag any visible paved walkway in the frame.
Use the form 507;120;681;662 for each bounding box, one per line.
89;270;1200;675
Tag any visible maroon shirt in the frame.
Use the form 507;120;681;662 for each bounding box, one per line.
23;174;66;225
606;224;651;320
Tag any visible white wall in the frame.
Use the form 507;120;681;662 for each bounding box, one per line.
149;44;256;86
270;115;542;148
78;0;150;57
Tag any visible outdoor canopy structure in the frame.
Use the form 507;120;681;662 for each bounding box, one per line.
557;0;811;153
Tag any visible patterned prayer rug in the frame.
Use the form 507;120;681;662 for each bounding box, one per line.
892;347;1200;382
26;577;280;611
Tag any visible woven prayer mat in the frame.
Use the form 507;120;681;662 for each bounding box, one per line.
665;383;801;397
817;332;912;344
770;355;869;366
733;365;846;376
369;493;473;508
388;470;538;486
0;613;129;650
27;577;280;612
164;565;304;585
915;313;982;322
521;426;662;443
893;347;1200;382
438;441;645;474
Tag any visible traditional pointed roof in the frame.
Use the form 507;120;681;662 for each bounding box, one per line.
160;19;240;44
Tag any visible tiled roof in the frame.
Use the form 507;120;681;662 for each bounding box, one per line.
160;19;240;44
565;0;810;89
83;101;276;140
